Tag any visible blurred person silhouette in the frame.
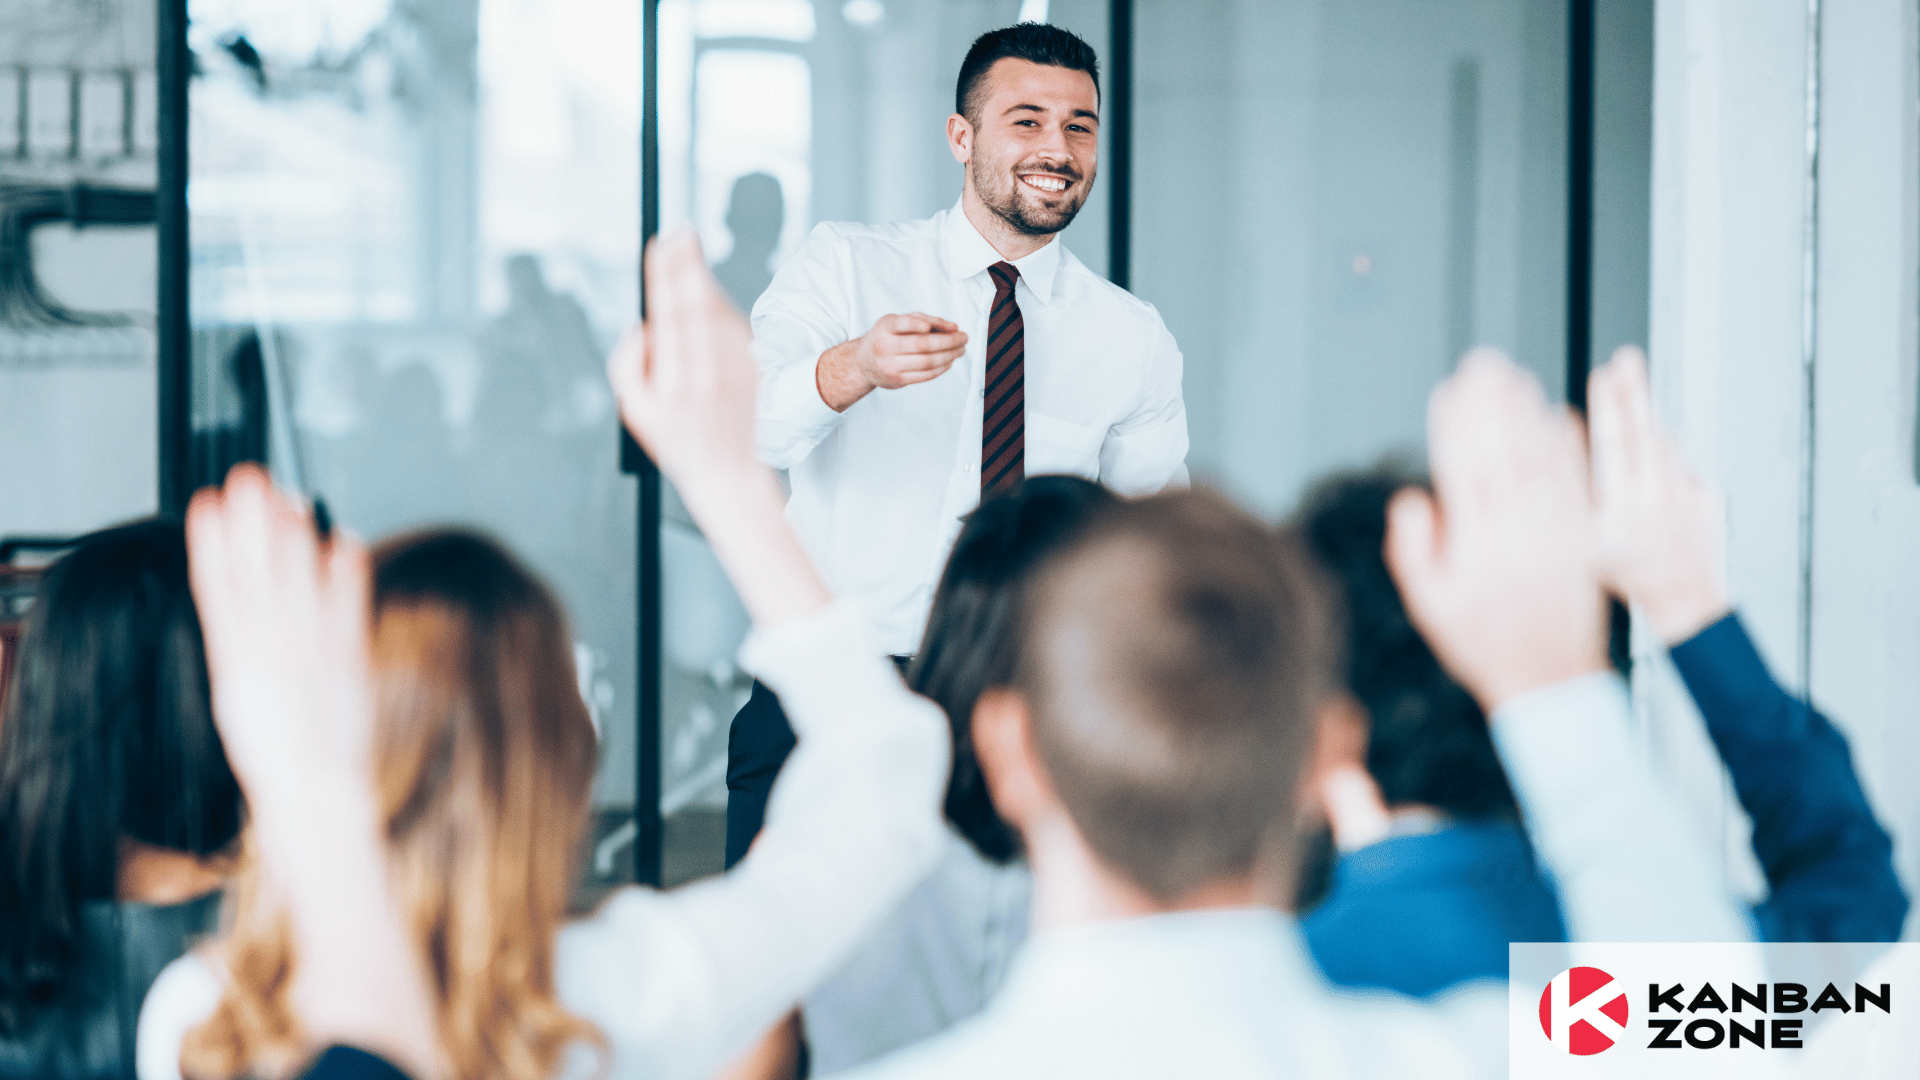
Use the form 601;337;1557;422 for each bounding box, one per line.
712;173;785;313
731;21;1188;871
470;255;613;624
345;364;469;537
1291;347;1907;1002
137;233;953;1080
797;475;1117;1074
830;353;1751;1080
303;345;380;499
0;521;243;1080
466;349;581;528
481;255;609;427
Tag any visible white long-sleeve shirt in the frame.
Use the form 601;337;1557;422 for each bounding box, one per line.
753;201;1189;654
136;601;951;1080
830;672;1754;1080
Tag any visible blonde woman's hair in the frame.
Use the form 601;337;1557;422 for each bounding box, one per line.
183;530;604;1080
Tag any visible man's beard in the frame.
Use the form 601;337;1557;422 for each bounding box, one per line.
972;157;1090;236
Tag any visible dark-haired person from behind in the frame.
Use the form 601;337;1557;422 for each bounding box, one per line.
801;476;1117;1074
1291;467;1564;999
728;20;1188;866
0;520;242;1080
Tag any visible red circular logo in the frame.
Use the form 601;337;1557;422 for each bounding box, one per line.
1538;966;1630;1055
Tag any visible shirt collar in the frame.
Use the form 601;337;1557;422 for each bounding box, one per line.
941;197;1063;305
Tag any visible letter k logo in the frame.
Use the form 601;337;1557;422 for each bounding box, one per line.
1539;966;1630;1055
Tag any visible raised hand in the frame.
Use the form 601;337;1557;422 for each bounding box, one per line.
186;465;441;1078
1385;349;1609;712
815;312;970;410
608;229;762;490
185;464;375;819
608;230;832;627
1588;345;1729;644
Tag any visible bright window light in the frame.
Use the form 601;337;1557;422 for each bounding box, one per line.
696;0;815;42
841;0;883;27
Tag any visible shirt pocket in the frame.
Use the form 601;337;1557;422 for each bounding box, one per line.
1025;412;1106;479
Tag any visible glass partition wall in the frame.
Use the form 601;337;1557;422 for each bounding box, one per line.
180;0;645;898
160;0;1635;891
1131;0;1594;518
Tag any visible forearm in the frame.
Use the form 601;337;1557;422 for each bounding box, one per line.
1669;614;1908;940
814;340;871;412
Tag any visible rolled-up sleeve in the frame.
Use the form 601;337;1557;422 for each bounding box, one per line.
754;224;858;470
1098;311;1188;494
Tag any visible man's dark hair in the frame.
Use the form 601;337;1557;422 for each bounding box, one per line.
955;23;1100;123
1290;462;1520;820
0;520;241;1029
1015;489;1343;903
908;475;1119;864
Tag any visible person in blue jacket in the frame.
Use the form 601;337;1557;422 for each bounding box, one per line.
1292;347;1908;1000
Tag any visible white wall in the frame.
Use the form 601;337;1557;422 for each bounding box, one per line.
1648;0;1919;934
1806;0;1920;933
1131;0;1572;517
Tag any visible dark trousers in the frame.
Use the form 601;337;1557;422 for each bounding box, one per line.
724;679;794;868
724;657;913;868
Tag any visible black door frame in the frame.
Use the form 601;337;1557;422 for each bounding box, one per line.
156;0;191;519
1565;0;1597;409
629;0;665;887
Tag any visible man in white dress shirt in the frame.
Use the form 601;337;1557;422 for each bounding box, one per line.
726;22;1188;863
830;353;1752;1080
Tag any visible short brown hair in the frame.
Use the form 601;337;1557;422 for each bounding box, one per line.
1015;489;1342;903
955;23;1100;123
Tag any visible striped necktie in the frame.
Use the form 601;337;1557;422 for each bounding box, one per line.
983;261;1025;496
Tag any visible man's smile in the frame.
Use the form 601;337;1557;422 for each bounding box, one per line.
1019;173;1072;195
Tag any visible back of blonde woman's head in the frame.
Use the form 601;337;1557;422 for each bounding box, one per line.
183;530;602;1080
